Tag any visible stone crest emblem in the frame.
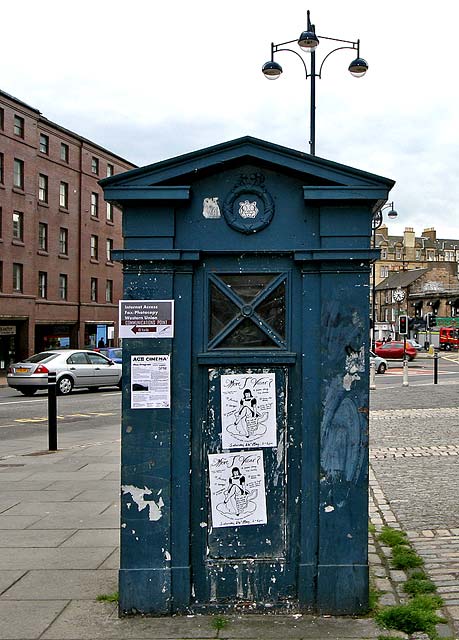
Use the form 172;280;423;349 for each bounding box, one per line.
223;173;274;234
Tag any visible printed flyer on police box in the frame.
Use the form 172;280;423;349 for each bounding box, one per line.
130;355;170;409
208;450;267;528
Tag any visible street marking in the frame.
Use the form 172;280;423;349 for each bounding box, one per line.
12;411;117;424
371;407;459;419
371;444;459;459
0;399;47;406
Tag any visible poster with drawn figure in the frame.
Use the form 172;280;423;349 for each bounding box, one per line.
208;451;267;528
220;373;277;449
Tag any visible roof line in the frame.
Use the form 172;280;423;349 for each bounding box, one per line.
1;88;136;168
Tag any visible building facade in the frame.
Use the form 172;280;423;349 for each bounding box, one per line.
371;225;459;340
0;90;135;372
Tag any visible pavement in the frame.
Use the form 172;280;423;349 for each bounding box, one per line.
0;374;458;639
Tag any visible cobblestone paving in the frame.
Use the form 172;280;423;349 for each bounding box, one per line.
369;383;459;635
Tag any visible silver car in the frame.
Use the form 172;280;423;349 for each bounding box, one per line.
7;349;122;396
370;351;387;374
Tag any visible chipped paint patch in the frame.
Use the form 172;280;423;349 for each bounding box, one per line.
324;505;334;513
121;485;164;521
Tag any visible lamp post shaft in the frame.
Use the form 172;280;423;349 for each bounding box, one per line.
310;50;316;155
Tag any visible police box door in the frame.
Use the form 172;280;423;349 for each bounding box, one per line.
190;255;304;610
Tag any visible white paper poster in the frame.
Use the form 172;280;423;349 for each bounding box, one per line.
130;355;170;409
208;451;267;528
220;373;277;449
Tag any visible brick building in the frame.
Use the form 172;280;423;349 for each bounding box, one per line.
0;90;136;372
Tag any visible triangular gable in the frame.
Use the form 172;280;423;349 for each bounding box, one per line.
100;135;394;192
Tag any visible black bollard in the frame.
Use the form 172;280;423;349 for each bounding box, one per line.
48;372;58;450
433;352;439;385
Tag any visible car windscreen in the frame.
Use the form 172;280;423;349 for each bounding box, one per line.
24;352;59;364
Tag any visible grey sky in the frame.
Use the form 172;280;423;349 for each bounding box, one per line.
3;0;459;238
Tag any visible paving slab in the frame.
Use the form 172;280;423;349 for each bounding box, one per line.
28;513;119;530
1;569;118;600
41;604;383;640
0;515;43;529
60;529;119;547
4;501;113;517
0;600;68;640
98;549;119;569
0;490;82;502
218;614;382;638
0;500;20;513
42;601;217;639
0;530;74;547
0;570;26;594
44;480;120;492
72;489;121;502
0;547;114;570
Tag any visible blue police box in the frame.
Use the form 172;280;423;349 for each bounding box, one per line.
101;136;394;616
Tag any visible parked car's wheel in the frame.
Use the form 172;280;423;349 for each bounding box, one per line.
377;362;387;374
20;387;37;396
57;375;74;395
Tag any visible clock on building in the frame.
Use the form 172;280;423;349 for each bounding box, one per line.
393;288;405;302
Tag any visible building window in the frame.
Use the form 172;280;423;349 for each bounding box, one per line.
38;222;48;251
427;250;435;261
0;152;4;183
39;134;49;154
380;266;389;278
106;238;113;262
13;263;23;292
91;157;99;174
38;174;48;203
38;271;47;298
90;278;98;302
106;202;113;222
380;247;387;259
0;207;2;238
0;261;3;292
13;159;24;189
416;249;421;260
105;279;113;303
106;163;114;177
59;182;69;208
59;274;68;300
14;115;24;138
60;143;69;163
13;211;24;241
444;250;454;261
90;235;99;260
0;107;4;130
59;228;68;255
90;192;99;217
395;247;402;260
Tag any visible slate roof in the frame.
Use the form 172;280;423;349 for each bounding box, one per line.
375;269;428;291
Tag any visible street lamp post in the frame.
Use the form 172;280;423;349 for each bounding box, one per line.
262;10;368;155
372;202;398;350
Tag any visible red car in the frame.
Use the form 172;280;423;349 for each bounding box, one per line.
375;341;417;361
